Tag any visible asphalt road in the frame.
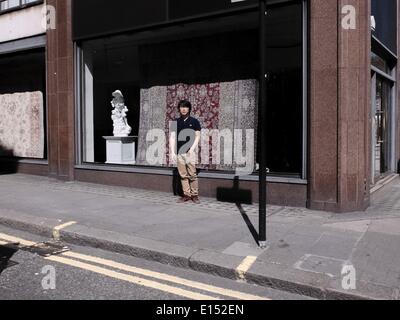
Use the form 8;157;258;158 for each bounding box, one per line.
0;226;312;301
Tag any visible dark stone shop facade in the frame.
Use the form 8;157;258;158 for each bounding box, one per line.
0;0;399;213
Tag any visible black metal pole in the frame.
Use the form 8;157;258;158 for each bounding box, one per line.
258;0;267;248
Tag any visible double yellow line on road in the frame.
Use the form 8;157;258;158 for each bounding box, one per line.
0;232;270;300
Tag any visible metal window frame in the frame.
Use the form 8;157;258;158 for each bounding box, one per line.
0;34;45;54
371;72;377;184
302;0;308;180
74;42;84;167
389;67;397;173
370;65;397;183
74;0;309;183
370;0;398;182
0;35;48;164
0;0;43;15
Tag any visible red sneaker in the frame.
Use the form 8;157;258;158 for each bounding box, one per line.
191;196;200;204
177;196;192;203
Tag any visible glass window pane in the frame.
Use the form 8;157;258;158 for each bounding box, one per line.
80;4;304;176
81;12;259;171
261;3;303;176
1;0;42;11
2;0;20;10
371;51;390;74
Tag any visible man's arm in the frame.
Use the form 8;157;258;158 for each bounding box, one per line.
189;130;201;153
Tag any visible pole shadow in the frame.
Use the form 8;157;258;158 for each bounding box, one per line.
236;203;260;245
217;177;259;245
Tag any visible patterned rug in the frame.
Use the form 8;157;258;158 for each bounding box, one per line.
137;80;258;171
0;91;44;159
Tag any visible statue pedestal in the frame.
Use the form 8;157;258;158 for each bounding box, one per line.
103;136;137;165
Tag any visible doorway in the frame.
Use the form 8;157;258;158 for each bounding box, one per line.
371;74;393;184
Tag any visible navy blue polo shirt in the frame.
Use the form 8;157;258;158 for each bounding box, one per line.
175;116;201;154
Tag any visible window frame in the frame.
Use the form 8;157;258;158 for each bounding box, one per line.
0;42;48;163
74;0;309;184
0;0;43;15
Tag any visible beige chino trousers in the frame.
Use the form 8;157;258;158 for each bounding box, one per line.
177;153;199;197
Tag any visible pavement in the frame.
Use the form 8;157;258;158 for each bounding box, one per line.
0;173;400;300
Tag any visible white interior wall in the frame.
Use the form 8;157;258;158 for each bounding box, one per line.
84;52;95;163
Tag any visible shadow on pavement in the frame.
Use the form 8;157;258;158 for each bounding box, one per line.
173;169;259;244
0;144;19;175
172;168;184;197
236;203;259;245
0;244;19;275
216;176;252;204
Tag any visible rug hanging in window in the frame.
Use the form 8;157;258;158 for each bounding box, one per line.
136;80;258;172
0;91;45;159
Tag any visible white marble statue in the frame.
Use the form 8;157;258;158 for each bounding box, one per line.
111;90;132;137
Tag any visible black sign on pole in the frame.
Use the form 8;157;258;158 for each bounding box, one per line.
258;0;267;248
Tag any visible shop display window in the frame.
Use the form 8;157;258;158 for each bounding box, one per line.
0;48;47;159
79;3;304;176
